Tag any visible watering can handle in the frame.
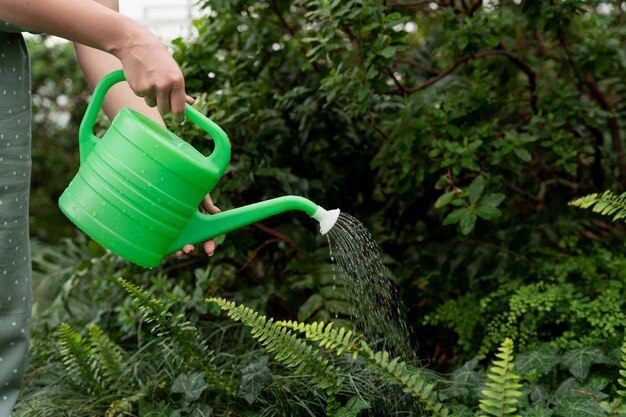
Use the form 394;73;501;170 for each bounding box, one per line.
78;69;231;173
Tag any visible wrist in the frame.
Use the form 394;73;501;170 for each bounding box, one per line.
106;17;156;60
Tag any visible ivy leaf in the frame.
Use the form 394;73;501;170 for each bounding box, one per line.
435;191;455;208
555;395;604;417
468;175;485;204
515;346;561;374
171;372;209;402
524;401;554;417
334;396;369;417
459;211;477;235
443;208;469;225
561;347;611;380
239;356;273;404
440;357;480;401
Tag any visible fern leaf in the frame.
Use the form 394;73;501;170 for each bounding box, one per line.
207;298;342;392
58;323;103;394
570;191;626;222
87;323;127;389
278;319;450;417
618;338;626;398
479;338;522;417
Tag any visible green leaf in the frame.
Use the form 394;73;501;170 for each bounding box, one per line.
457;36;469;49
334;396;370;417
239;356;273;405
561;347;610;380
555;395;604;417
476;205;502;220
468;176;485;204
514;147;532;162
443;208;469;225
524;401;554;417
435;191;455;208
515;346;561;375
459;211;477;235
379;46;396;58
171;372;209;403
481;193;506;208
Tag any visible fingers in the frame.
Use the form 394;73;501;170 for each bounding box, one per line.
174;244;196;259
204;240;216;257
131;70;187;123
175;195;220;260
201;194;221;215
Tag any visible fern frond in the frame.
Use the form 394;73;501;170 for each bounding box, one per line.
276;320;356;355
87;323;127;389
118;278;234;396
617;338;626;398
58;323;103;394
207;298;342;392
570;191;626;222
278;320;449;417
479;338;523;417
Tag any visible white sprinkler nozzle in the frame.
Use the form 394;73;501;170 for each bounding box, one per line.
312;206;340;235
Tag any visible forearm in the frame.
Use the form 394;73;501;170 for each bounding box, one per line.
65;0;161;123
0;0;150;59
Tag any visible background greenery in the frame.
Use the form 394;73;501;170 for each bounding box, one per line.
17;0;626;415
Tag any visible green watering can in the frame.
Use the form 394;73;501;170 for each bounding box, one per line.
59;70;340;268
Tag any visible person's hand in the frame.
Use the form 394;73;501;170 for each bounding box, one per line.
111;28;188;123
175;194;221;259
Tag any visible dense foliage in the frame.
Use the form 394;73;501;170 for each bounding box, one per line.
19;0;626;415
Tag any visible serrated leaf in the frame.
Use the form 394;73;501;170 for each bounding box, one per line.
468;175;485;204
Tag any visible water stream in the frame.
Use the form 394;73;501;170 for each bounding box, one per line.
326;213;415;362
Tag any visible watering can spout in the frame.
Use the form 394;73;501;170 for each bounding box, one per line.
166;196;340;254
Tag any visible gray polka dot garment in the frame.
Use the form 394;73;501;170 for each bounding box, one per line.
0;22;32;417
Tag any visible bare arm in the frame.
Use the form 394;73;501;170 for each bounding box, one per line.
0;0;186;118
73;0;164;122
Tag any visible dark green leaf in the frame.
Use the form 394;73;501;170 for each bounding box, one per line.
476;205;502;220
435;191;455;208
239;356;273;405
514;147;532;162
481;193;506;207
171;372;209;402
468;176;485;204
443;208;469;225
561;347;610;380
334;396;370;417
460;211;478;235
524;401;554;417
555;395;604;417
515;346;560;374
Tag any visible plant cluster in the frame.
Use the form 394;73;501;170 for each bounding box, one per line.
19;0;626;415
